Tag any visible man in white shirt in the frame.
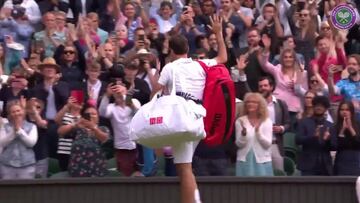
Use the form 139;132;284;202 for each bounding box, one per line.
258;76;290;171
153;15;227;203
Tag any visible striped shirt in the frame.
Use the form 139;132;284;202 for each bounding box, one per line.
57;113;80;155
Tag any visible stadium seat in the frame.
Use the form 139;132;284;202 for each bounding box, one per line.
106;157;123;177
273;169;286;176
47;158;61;177
284;148;297;163
156;156;165;176
106;157;117;170
102;139;115;159
283;132;299;152
50;171;70;178
284;157;295;176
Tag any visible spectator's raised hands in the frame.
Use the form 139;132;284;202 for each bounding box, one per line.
67;23;78;42
106;84;114;97
19;95;27;109
111;84;127;96
261;34;271;51
208;15;223;35
308;1;318;16
76;16;87;38
323;127;330;141
180;10;189;24
328;64;342;75
66;96;78;109
133;0;142;6
334;31;347;49
28;98;41;115
97;44;106;58
4;35;14;44
240;119;246;136
314;125;322;137
218;9;229;22
236;55;248;72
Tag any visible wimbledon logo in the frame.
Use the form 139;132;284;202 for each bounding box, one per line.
331;4;357;30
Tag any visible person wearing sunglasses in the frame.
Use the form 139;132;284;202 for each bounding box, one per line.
291;9;318;69
53;29;86;90
294;72;333;123
295;74;328;98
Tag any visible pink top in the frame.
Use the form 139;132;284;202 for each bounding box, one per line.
260;53;308;112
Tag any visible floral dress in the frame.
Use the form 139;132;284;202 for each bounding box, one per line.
68;126;109;177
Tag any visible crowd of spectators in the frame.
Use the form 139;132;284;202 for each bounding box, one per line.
0;0;359;179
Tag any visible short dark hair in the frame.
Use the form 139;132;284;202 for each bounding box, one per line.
134;27;145;35
202;0;216;7
312;95;330;109
263;3;277;11
169;35;189;55
160;1;173;9
281;35;295;47
125;62;138;70
258;75;275;91
87;61;101;71
247;27;260;36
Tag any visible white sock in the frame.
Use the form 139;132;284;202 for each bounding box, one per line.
356;177;360;203
194;189;202;203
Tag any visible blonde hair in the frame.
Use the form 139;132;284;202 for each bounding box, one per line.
42;12;55;22
55;11;66;18
86;61;101;71
240;93;269;122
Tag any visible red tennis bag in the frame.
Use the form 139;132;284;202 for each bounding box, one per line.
197;61;236;147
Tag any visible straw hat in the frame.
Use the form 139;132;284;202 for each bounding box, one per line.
6;42;24;51
134;48;156;62
37;57;61;73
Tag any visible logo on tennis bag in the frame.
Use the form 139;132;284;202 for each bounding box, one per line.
197;61;236;147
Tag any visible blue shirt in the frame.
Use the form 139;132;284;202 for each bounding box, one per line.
336;78;360;101
34;30;66;57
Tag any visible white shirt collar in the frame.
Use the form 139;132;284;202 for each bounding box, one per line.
88;79;101;89
271;95;277;103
